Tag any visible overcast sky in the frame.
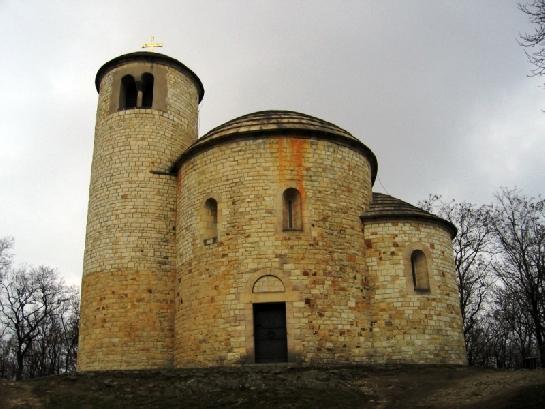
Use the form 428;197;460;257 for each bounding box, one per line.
0;0;544;286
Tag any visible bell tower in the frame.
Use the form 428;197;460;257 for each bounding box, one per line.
78;52;204;371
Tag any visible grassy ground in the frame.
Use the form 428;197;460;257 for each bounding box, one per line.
0;365;544;409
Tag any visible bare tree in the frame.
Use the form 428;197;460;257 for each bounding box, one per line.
505;288;535;362
419;196;493;363
490;188;545;367
0;238;80;379
59;289;79;373
0;237;13;282
520;1;545;81
0;266;69;379
0;237;14;363
0;337;15;378
462;294;530;369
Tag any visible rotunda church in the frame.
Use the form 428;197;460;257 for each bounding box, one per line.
77;51;466;371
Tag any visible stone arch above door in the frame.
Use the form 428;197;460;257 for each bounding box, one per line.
241;268;301;364
242;269;298;303
253;275;285;293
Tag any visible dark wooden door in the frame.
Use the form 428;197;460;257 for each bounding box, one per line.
253;303;288;363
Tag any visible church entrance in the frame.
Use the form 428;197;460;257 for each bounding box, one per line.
253;302;288;363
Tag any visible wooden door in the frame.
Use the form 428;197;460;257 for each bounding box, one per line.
253;303;288;363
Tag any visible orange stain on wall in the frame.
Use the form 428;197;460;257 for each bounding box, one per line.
276;138;287;182
291;138;306;199
274;137;307;198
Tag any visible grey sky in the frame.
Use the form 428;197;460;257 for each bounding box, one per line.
0;0;543;285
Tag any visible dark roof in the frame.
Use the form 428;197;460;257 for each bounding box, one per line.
361;192;457;238
95;52;204;102
201;110;358;142
171;110;378;182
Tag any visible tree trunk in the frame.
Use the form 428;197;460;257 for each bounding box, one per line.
536;331;545;368
15;350;24;380
530;297;545;367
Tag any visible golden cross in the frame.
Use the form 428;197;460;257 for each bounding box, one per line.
142;36;163;52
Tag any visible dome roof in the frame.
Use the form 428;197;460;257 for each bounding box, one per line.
201;110;358;142
361;192;457;238
172;110;377;182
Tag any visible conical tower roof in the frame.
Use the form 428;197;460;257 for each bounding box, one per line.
361;192;457;238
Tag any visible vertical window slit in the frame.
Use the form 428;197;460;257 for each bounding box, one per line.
288;200;293;229
411;250;430;291
203;198;218;244
283;188;302;231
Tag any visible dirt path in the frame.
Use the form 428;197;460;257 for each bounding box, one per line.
421;370;545;408
0;366;543;409
0;379;44;409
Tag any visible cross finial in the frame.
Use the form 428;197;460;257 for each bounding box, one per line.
142;36;163;52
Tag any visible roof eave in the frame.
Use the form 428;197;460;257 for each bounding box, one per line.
170;128;378;185
360;213;457;239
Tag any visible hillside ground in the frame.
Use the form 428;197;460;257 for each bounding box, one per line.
0;365;544;409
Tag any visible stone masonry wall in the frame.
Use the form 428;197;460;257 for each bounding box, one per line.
175;135;374;366
78;62;200;371
363;220;467;364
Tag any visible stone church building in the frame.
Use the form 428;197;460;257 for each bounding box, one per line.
77;51;466;371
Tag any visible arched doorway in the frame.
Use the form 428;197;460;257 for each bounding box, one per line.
253;302;288;363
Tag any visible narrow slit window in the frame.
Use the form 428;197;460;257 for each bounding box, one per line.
203;198;218;244
141;73;154;108
287;199;293;229
283;188;302;231
120;75;137;110
411;250;430;291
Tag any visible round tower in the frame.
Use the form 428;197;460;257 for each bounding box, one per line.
171;111;378;366
361;193;466;364
78;52;204;371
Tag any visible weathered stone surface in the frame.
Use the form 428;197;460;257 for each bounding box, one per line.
363;220;466;364
78;51;467;371
78;55;200;371
175;135;372;366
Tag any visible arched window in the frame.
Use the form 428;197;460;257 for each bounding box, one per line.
203;198;218;244
141;73;154;108
283;188;302;231
411;250;430;291
119;75;137;110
